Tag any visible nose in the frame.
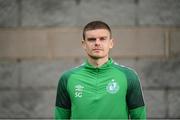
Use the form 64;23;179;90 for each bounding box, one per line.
95;38;101;46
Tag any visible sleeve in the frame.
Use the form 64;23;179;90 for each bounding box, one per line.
54;73;71;119
129;106;146;119
126;70;146;119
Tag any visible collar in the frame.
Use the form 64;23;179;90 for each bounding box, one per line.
84;58;113;70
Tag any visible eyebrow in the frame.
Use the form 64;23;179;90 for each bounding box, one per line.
87;37;96;41
87;36;108;40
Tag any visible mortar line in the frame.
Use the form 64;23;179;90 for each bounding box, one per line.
17;0;22;27
165;29;170;58
134;0;139;26
164;87;169;118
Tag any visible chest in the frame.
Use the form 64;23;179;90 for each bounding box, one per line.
67;70;128;102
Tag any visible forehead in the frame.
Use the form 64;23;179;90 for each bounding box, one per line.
85;29;110;38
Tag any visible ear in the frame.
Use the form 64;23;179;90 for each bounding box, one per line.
81;40;86;49
109;38;114;49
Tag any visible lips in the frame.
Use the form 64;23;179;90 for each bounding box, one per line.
92;49;103;53
92;48;102;51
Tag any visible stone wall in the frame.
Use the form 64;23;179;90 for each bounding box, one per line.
1;0;180;27
0;0;180;119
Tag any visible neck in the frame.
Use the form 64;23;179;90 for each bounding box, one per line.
87;56;109;67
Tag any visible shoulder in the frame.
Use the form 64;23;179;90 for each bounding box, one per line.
112;61;139;80
57;64;85;88
112;61;141;91
60;63;85;80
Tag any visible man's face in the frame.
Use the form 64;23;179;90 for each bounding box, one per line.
82;29;113;59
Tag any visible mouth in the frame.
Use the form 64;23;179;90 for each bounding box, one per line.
93;48;103;51
92;49;103;53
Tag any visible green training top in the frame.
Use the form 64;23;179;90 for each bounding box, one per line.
55;58;146;119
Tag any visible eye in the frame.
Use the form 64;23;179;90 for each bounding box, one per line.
87;38;96;42
100;37;107;41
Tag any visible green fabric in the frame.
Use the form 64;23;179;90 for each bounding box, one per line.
55;58;146;119
129;106;146;119
54;107;71;120
113;63;145;109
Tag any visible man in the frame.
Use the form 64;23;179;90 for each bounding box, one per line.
55;21;146;119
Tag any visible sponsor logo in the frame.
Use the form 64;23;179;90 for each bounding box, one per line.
106;79;119;94
75;84;84;97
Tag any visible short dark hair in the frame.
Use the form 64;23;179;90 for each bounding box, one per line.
83;21;112;40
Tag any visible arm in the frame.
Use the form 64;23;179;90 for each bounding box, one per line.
54;73;71;119
126;70;146;119
129;106;146;119
54;107;70;120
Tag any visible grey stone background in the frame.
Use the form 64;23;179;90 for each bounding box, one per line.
1;0;180;27
0;0;180;119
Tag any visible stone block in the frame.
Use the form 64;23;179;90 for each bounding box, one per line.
77;0;136;26
111;28;165;57
0;27;167;59
170;30;180;57
0;60;19;88
21;0;78;27
143;90;166;118
0;91;27;118
47;28;84;58
19;89;56;118
0;29;49;58
0;89;56;119
0;0;18;27
21;0;136;27
168;90;180;118
139;0;180;26
135;58;180;88
21;58;83;88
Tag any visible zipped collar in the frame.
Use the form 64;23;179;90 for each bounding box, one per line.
84;58;113;70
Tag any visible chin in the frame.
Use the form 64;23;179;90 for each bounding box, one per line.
89;54;105;59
